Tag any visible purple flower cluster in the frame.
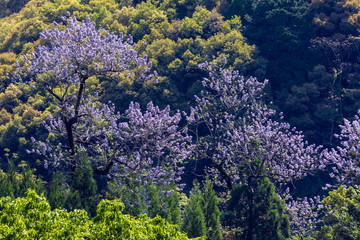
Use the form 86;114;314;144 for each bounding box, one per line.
17;15;186;209
17;15;360;234
286;194;322;236
19;15;152;85
191;60;330;235
190;60;323;191
321;110;360;186
33;95;193;186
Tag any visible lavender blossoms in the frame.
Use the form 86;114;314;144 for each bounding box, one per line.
16;15;152;173
17;16;192;200
321;110;360;186
189;60;323;191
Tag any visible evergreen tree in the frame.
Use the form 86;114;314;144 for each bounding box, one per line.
46;172;82;212
222;177;290;240
0;150;44;199
244;0;315;89
64;189;82;212
165;190;182;226
0;160;20;199
181;180;206;238
202;178;222;240
72;155;99;216
46;172;67;210
107;178;181;222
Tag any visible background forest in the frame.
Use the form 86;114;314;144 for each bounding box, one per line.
0;0;360;239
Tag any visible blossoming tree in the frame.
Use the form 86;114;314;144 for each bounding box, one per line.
189;60;324;191
15;15;193;212
188;60;326;239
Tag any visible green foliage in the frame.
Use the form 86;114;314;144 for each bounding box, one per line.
0;156;45;199
128;2;170;42
99;2;260;111
202;178;221;240
311;0;360;38
147;0;220;19
45;172;86;214
244;0;316;88
45;157;100;216
0;0;31;18
280;64;340;147
165;189;182;226
312;185;360;240
106;177;181;225
222;177;290;240
0;189;91;239
0;189;193;239
182;180;206;239
0;83;48;168
224;0;252;20
46;172;69;210
309;0;360;146
72;155;99;216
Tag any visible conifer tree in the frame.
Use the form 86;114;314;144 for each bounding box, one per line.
71;155;99;216
181;180;206;239
222;177;290;240
0;150;44;199
165;190;182;226
202;178;222;240
46;172;67;210
46;172;82;212
64;190;82;212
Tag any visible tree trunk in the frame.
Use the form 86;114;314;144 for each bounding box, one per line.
64;117;77;179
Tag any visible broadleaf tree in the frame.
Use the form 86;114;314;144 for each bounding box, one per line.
15;15;194;213
189;60;325;190
188;59;327;239
322;110;360;186
14;14;152;176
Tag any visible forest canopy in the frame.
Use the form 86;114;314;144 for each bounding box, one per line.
1;0;360;239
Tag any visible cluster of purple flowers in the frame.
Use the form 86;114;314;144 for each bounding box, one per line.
16;15;360;235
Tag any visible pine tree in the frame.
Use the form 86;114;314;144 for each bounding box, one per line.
72;155;99;216
222;177;290;240
46;172;67;210
202;178;222;240
181;180;206;238
46;172;82;212
165;190;182;226
0;151;44;199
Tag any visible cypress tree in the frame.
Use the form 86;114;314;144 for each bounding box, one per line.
181;180;206;238
222;177;290;240
72;156;99;216
46;172;82;212
165;190;182;226
202;178;222;240
0;160;19;199
0;154;44;199
47;172;67;210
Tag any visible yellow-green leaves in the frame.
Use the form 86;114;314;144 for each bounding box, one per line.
0;190;192;240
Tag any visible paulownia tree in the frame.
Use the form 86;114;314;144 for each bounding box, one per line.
189;60;324;191
322;110;360;186
15;15;193;212
188;60;326;239
15;14;151;175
